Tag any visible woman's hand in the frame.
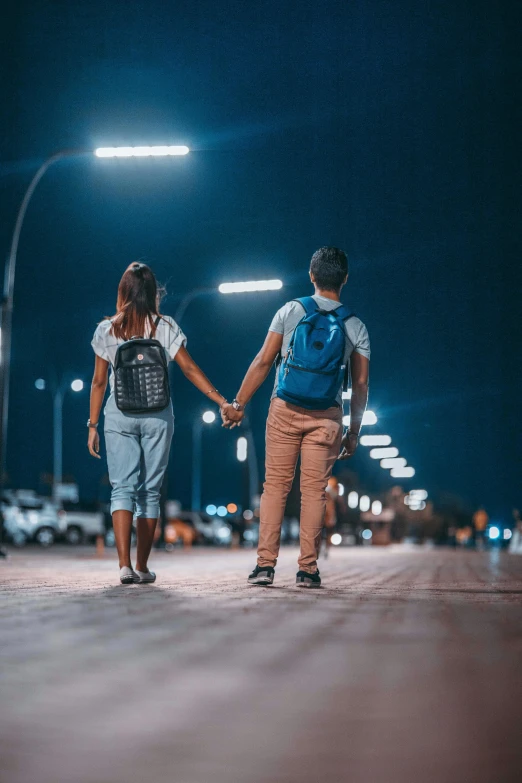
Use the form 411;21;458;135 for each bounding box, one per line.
88;427;101;459
221;403;244;429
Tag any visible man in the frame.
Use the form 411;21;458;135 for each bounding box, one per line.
222;247;370;588
472;506;488;550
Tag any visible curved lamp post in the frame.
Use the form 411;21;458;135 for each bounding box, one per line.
0;144;190;491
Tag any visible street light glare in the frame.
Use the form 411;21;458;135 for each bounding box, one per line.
71;379;84;392
390;466;416;478
348;491;359;509
360;435;391;446
359;495;370;512
343;410;377;427
94;145;189;158
381;457;407;469
369;447;398;459
35;378;46;391
237;436;248;462
218;280;283;294
202;410;216;424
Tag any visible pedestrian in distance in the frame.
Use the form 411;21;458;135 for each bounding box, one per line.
221;247;370;588
88;262;229;585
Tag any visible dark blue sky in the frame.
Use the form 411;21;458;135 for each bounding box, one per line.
1;0;520;517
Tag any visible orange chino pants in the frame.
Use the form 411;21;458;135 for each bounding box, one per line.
258;397;343;573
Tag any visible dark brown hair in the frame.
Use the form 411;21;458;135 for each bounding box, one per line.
109;263;163;340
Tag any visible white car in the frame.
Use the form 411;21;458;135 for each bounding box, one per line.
1;492;66;546
59;502;105;544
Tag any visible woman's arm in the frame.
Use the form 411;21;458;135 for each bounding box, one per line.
88;355;109;458
174;346;228;409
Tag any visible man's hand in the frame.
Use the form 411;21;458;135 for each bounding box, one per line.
339;431;358;460
221;403;244;429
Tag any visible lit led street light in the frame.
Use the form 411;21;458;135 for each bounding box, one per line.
218;279;283;294
369;447;399;460
202;410;216;424
342;410;377;427
381;457;407;469
237;436;248;462
391;466;416;478
359;495;371;512
0;142;191;495
94;145;190;157
360;434;391;446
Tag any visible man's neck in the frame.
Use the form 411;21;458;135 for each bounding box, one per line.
314;287;341;302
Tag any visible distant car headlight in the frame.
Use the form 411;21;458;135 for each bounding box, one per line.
216;527;231;541
331;533;342;546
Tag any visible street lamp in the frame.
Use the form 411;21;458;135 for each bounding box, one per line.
192;411;216;511
35;377;84;501
0;143;190;492
174;279;284;324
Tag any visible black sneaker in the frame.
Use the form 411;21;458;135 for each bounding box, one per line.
248;565;275;586
296;569;321;588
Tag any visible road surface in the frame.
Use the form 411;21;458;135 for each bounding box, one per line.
1;546;521;783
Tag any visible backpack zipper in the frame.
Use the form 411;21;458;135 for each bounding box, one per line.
285;362;338;377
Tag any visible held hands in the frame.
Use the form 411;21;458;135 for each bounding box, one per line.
339;431;358;460
220;402;245;429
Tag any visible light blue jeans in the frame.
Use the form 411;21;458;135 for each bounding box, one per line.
104;393;174;518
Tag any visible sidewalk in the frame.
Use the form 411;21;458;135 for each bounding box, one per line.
1;547;521;783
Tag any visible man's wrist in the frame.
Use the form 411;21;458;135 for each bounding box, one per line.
232;397;246;411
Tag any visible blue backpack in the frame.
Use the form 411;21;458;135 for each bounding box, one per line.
276;297;354;410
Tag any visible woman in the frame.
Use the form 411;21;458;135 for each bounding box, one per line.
88;262;228;584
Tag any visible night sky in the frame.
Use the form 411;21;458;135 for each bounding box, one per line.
1;0;520;519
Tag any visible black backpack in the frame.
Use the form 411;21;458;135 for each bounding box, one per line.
113;316;170;414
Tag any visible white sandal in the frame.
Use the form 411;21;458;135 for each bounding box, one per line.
120;566;140;585
135;569;156;584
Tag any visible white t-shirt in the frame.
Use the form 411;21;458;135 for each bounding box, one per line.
269;295;370;406
91;315;187;391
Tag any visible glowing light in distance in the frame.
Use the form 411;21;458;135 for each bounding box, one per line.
243;509;254;520
348;491;359;509
35;378;46;390
410;489;428;500
95;145;189;157
359;495;370;512
337;483;345;497
488;526;500;540
218;279;283;294
331;533;342;546
227;503;238;514
202;410;216;423
372;500;382;516
343;410;377;427
206;504;217;516
217;506;227;517
217;526;231;540
360;435;391;446
390;466;415;478
503;529;512;540
362;529;372;540
237;437;248;462
369;447;398;460
409;500;426;511
71;379;84;392
381;457;407;469
341;389;352;400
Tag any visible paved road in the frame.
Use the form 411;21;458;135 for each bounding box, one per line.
1;546;521;783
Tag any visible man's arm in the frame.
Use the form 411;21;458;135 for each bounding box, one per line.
222;331;283;427
339;352;369;459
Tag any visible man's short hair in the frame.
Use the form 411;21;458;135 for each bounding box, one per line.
310;247;348;291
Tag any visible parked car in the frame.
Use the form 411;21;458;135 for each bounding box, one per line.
59;501;105;544
1;491;66;546
166;512;232;547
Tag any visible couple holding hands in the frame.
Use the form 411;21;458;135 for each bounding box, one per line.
89;247;370;586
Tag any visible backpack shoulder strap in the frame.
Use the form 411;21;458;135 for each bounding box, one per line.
154;315;161;327
333;303;355;321
292;296;318;317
